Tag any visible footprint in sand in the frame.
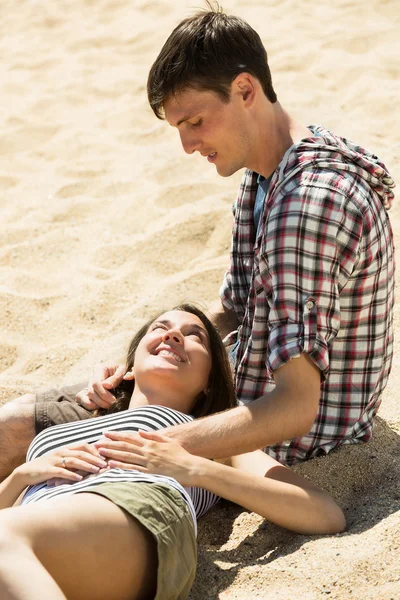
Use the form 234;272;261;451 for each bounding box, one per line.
93;243;143;273
136;211;228;275
68;36;123;53
123;30;160;55
0;176;18;191
0;126;58;156
0;345;18;373
148;157;199;186
155;183;222;209
54;180;94;200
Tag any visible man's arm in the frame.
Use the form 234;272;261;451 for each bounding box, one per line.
164;353;321;458
208;298;239;338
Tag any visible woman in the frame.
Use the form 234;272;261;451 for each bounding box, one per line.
0;304;345;600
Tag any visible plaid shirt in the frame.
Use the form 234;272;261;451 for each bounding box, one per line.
221;125;395;465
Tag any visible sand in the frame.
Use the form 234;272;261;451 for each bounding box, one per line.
0;0;399;598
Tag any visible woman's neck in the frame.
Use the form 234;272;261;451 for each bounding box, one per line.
128;389;153;410
127;385;193;414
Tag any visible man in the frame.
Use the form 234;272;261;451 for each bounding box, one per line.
0;7;395;476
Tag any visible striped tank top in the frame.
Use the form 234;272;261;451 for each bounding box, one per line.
21;405;220;534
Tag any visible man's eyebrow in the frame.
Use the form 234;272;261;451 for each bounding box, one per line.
176;113;194;126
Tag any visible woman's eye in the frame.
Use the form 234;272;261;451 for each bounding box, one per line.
151;324;166;332
187;331;202;339
191;119;202;128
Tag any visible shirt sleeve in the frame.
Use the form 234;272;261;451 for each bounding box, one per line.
259;177;364;379
219;267;235;310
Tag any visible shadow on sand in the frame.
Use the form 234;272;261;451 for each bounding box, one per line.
189;417;400;598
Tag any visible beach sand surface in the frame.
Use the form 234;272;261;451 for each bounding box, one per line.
1;0;399;598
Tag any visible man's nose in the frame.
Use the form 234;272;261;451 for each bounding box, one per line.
179;130;201;155
162;329;184;345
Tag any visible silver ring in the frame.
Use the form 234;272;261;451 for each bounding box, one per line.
61;457;67;468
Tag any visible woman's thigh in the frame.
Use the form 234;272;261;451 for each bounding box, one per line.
0;493;157;600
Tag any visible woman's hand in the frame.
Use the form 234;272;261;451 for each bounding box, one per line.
95;430;203;487
15;443;108;487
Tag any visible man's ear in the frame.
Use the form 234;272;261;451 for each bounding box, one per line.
232;73;256;107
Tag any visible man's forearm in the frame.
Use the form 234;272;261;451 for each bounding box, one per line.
208;298;239;339
165;354;321;459
165;388;317;459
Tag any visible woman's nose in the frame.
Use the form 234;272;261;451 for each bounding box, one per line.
162;329;183;344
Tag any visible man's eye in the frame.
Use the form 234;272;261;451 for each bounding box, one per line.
191;119;202;128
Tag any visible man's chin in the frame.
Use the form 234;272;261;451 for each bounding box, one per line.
215;163;241;178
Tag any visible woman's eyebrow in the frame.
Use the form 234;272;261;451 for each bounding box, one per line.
154;320;208;338
189;324;210;342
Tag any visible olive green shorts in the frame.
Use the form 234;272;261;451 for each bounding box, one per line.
81;481;197;600
34;383;94;433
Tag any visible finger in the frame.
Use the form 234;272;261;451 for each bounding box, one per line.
107;460;148;472
47;469;83;485
51;467;95;486
102;431;144;446
97;448;145;465
102;364;126;389
98;465;111;474
93;437;146;452
92;439;131;451
138;430;172;443
59;468;85;481
66;450;108;469
75;391;98;411
87;386;116;408
122;370;135;381
61;458;103;474
91;363;114;383
52;478;75;487
65;441;103;456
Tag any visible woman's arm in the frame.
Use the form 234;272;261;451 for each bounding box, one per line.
96;430;346;535
0;443;108;510
202;450;346;534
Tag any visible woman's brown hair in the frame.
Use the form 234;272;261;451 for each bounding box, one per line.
96;303;237;418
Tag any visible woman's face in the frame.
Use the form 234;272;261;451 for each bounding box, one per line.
131;310;212;413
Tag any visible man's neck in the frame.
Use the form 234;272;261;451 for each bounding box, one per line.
249;102;311;178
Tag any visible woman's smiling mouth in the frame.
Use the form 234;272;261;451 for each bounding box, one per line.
155;348;185;362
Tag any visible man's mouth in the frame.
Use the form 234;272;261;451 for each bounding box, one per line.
207;152;217;163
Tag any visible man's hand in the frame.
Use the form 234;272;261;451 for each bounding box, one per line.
75;363;133;410
94;430;202;487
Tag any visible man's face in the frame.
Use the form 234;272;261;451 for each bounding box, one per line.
164;86;251;177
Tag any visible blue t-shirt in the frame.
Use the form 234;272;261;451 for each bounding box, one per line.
254;174;272;234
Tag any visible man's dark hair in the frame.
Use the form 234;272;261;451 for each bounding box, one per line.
147;3;277;119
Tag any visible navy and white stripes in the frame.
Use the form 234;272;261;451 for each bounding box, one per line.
22;405;220;534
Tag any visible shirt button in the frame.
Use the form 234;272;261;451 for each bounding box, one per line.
306;300;314;310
